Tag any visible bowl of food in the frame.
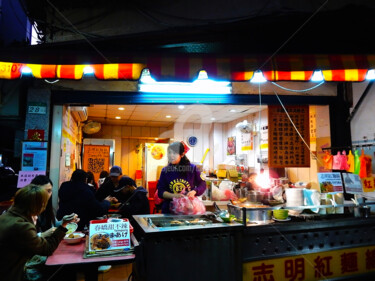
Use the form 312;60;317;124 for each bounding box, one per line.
64;232;85;244
65;222;78;235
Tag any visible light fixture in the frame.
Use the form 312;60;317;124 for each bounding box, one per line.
115;116;121;119
166;115;171;118
366;69;375;80
118;107;125;110
229;109;237;113
139;69;231;94
310;70;324;82
250;70;267;83
83;66;94;75
178;105;185;109
210;117;216;121
21;66;32;74
155;138;159;141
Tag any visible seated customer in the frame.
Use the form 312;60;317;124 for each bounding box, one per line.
57;169;117;230
113;176;150;222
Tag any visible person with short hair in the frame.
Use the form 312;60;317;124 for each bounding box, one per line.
30;175;57;233
113;176;150;222
0;184;79;281
95;166;123;201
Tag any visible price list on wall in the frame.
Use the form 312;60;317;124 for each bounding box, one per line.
268;105;310;168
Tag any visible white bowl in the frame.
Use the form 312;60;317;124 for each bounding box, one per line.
64;232;85;244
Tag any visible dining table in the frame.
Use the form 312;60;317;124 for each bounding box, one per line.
46;233;137;281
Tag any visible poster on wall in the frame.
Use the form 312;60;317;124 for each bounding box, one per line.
227;136;236;155
83;145;110;182
21;141;48;171
268;105;310;168
318;172;344;193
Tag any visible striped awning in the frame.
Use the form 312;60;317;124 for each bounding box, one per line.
1;54;374;82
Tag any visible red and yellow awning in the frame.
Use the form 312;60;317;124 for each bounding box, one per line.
1;54;375;82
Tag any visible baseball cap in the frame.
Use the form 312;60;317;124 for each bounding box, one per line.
109;165;122;177
114;176;136;192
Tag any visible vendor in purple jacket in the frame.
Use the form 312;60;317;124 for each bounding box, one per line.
157;141;206;214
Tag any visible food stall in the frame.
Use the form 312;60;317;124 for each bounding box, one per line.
132;213;243;281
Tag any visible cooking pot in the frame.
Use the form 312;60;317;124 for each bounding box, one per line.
246;207;272;223
247;191;263;203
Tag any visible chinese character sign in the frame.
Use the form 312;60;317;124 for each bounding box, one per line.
268;105;310;168
244;245;375;281
17;171;46;188
89;219;131;251
83;145;110;183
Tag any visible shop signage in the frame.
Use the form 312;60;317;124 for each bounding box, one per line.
21;141;48;171
268;105;310;168
17;170;46;188
83;145;110;182
243;245;375;281
362;176;375;192
317;172;344;193
89;218;131;252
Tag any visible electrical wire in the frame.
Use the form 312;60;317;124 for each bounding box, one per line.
258;0;329;71
271;81;325;92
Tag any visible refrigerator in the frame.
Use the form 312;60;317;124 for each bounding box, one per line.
143;143;169;196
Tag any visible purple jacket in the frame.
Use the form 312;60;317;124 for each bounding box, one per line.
157;163;206;213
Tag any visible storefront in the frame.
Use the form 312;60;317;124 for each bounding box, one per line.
1;53;375;280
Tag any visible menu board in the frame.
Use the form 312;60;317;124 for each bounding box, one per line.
268;105;310;168
89;218;131;252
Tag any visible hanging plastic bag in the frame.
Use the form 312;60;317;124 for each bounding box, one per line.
170;196;206;215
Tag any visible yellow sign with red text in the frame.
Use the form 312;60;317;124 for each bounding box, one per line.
244;245;375;281
362;177;375;192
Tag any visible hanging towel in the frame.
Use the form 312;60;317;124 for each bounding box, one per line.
347;150;354;173
340;150;350;171
354;150;361;175
323;150;333;170
359;149;367;178
332;151;342;170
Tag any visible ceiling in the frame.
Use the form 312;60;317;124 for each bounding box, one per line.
87;104;266;127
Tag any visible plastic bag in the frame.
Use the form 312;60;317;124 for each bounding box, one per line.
170;196;206;215
153;189;164;206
